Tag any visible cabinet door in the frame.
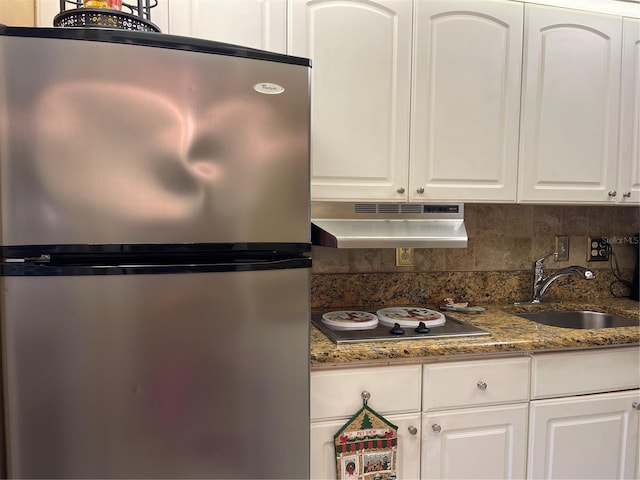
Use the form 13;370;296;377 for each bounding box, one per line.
422;403;528;479
528;390;640;479
618;17;640;204
311;412;421;480
518;5;622;203
168;0;286;53
290;0;412;201
411;0;523;202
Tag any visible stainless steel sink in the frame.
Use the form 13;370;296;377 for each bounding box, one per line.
515;310;639;329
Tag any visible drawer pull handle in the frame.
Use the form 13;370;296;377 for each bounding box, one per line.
416;187;425;194
431;424;441;433
408;425;418;436
397;187;405;194
633;402;640;411
477;381;488;390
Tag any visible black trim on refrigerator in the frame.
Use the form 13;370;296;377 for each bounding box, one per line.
0;25;311;67
0;255;311;276
1;243;311;259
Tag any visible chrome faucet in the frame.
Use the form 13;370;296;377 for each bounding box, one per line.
530;252;595;303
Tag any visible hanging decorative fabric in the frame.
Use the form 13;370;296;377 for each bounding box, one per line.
333;393;398;480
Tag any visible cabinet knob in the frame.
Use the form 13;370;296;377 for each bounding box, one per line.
623;191;631;198
431;424;441;433
416;187;425;194
608;190;617;197
633;402;640;411
361;391;371;402
397;187;405;194
477;380;488;391
408;425;418;436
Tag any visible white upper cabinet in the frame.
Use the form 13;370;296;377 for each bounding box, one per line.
411;0;524;202
618;17;640;204
167;0;286;53
518;5;623;203
289;0;413;202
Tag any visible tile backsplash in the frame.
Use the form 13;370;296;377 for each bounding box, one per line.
311;204;639;308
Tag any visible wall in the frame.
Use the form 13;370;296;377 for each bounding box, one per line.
311;204;640;308
0;0;35;26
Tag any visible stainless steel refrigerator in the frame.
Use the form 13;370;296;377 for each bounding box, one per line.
0;25;311;479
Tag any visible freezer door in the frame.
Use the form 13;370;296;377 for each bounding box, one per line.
0;31;310;246
1;268;310;478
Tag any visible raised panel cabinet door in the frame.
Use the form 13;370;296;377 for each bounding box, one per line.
527;390;640;480
310;413;421;480
518;5;622;203
618;17;640;204
421;403;528;479
289;0;412;201
168;0;286;53
411;0;523;202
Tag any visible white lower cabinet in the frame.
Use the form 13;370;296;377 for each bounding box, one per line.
310;365;422;479
528;390;640;479
311;412;421;480
311;347;640;479
421;356;531;480
528;347;640;480
422;403;528;479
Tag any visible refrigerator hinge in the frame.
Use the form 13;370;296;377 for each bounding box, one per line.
2;254;51;264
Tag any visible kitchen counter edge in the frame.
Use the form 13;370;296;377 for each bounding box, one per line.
310;298;640;370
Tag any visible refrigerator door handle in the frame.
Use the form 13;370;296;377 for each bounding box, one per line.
2;254;50;264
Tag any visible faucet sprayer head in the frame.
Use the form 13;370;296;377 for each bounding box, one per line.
569;266;595;279
530;265;596;303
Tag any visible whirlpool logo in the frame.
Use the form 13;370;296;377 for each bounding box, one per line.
253;83;285;95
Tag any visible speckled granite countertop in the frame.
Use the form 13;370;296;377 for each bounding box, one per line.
310;298;640;370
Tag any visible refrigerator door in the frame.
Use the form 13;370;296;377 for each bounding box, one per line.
1;267;310;479
0;27;310;248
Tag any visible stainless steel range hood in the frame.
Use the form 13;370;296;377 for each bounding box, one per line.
311;202;468;248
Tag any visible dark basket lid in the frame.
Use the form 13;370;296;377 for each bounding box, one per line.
53;8;160;33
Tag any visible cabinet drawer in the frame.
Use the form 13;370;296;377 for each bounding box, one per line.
531;347;640;399
311;365;421;421
422;357;530;411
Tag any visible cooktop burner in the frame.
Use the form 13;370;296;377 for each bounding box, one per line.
311;308;490;344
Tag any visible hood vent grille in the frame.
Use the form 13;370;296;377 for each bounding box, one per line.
400;204;422;214
354;203;379;214
353;203;428;214
311;202;468;249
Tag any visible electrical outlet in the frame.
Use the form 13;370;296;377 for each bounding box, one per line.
587;236;610;262
555;235;570;261
396;247;414;267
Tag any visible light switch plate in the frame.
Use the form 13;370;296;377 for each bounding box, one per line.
555;235;570;261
